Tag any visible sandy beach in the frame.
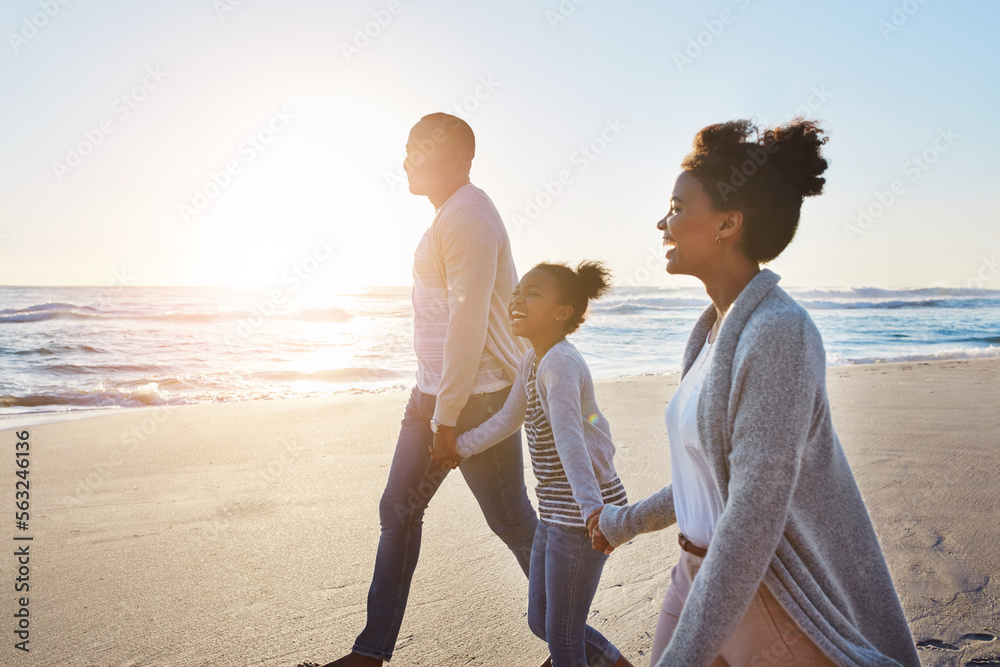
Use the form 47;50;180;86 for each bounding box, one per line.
1;358;998;666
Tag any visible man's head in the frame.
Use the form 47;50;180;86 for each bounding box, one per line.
403;113;475;199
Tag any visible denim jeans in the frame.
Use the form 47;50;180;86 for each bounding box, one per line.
353;385;538;661
528;520;621;667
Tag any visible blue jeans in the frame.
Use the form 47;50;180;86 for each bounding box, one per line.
528;520;621;667
353;385;538;661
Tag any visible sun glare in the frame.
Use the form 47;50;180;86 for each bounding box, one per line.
186;101;422;292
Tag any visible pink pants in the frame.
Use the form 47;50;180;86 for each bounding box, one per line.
651;551;838;666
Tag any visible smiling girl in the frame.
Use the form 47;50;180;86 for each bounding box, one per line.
432;261;634;667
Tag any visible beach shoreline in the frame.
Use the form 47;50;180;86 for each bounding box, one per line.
0;358;997;665
5;283;999;417
4;354;998;431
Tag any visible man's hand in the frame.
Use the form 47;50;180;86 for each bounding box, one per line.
430;428;461;470
587;507;615;555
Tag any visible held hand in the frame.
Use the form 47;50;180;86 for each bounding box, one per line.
587;507;615;556
591;525;614;556
431;428;462;470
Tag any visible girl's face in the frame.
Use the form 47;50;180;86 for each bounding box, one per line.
508;268;572;341
657;171;729;277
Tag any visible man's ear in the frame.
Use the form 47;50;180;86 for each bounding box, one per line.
452;149;473;172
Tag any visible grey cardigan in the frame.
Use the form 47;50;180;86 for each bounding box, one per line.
599;269;919;667
456;340;622;522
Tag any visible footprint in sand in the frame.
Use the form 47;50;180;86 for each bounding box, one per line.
916;632;999;665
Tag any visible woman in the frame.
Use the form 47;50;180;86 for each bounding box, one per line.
592;119;920;666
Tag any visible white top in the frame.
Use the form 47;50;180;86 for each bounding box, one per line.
411;183;528;425
667;332;724;548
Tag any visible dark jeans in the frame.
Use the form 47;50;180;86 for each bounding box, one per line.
353;385;538;661
528;520;620;667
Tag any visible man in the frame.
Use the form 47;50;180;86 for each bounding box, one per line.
324;113;538;666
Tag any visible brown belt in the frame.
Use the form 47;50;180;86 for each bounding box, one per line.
678;533;708;558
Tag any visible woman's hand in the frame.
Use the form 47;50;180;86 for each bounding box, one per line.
587;507;615;555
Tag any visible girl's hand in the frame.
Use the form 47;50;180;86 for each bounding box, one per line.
430;429;462;469
587;507;614;555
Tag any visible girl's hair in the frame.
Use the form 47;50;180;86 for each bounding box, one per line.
533;260;611;335
681;118;829;263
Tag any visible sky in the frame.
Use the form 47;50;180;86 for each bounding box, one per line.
1;0;998;291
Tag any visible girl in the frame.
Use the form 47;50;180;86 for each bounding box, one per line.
592;120;920;666
432;261;634;667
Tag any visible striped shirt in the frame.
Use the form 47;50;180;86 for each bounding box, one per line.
526;360;627;528
456;340;628;525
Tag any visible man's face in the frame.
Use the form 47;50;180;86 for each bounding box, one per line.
403;119;456;196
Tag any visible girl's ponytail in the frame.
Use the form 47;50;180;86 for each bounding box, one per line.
533;260;612;334
575;261;612;302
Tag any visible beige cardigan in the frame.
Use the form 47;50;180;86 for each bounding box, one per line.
411;183;528;425
599;269;919;666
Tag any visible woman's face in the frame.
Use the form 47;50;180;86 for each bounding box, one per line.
657;171;728;277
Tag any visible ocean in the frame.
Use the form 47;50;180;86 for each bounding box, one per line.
2;284;998;416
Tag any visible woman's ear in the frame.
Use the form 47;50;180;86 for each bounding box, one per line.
554;304;574;323
718;209;744;241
